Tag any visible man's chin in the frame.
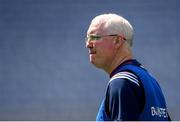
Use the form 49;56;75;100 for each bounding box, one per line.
90;60;102;69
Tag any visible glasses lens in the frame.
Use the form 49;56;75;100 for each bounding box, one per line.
86;35;101;42
91;35;101;40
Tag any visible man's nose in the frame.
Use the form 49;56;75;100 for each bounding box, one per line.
86;40;93;49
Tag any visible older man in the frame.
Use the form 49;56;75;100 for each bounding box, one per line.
85;13;171;121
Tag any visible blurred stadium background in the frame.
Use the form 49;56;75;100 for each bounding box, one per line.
0;0;179;120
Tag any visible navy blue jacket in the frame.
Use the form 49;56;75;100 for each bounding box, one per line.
96;60;171;121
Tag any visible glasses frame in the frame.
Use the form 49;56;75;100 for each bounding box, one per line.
85;34;126;43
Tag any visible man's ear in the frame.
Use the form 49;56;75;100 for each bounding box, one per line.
114;36;125;48
113;37;121;48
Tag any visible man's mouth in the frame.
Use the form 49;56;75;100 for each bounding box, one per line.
89;50;96;54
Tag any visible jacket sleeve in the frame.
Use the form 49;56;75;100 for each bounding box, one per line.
104;78;144;121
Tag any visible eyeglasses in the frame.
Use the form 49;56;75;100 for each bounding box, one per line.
85;34;126;42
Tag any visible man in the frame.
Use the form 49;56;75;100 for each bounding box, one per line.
85;13;171;121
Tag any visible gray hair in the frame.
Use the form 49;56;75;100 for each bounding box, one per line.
91;13;134;46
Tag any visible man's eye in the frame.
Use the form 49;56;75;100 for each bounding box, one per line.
92;36;101;40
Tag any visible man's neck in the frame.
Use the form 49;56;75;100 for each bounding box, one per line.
104;46;133;74
106;56;132;74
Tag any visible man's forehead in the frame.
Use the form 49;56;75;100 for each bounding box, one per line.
87;23;105;35
87;26;98;35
